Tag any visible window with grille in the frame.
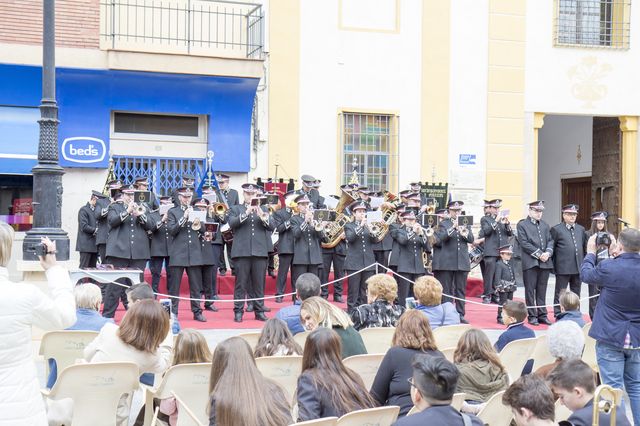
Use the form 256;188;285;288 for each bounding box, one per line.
555;0;631;48
340;112;398;192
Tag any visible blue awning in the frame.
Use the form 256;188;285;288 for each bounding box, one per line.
0;106;39;175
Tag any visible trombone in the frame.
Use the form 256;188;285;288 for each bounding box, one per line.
592;384;623;426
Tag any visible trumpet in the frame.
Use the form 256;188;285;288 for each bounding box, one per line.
425;227;434;237
191;217;202;231
210;202;228;217
460;226;469;238
135;203;146;215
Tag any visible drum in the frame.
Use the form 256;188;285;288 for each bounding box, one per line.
469;245;484;270
221;223;233;243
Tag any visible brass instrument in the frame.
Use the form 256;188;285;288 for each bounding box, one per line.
210;202;228;217
370;191;399;242
459;226;469;238
592;384;623;426
425;227;434;237
191;217;202;231
321;188;356;249
135;203;146;215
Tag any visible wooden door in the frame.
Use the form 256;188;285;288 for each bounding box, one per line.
591;117;621;234
562;177;592;229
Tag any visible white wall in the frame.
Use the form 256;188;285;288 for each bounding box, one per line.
538;115;593;223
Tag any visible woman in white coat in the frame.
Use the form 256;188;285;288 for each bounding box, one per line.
0;223;76;425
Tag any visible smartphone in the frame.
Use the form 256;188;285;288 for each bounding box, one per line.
405;297;417;310
159;298;172;317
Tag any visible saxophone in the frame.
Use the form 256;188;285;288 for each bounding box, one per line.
320;188;356;249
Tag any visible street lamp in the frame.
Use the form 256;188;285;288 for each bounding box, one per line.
23;0;70;261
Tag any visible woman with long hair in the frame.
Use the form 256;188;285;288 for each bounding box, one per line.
208;337;292;426
585;211;617;319
370;310;443;417
300;296;367;358
296;328;376;421
254;318;302;357
453;329;509;413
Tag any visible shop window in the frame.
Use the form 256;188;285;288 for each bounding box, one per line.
0;175;33;231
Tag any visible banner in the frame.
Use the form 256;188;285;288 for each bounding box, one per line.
420;182;448;210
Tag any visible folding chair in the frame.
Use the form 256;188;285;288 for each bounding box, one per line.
433;324;471;350
440;347;456;363
172;392;206;426
477;390;512;426
358;327;395;354
290;417;338;426
582;322;598;372
498;337;537;383
530;334;555;372
337;406;400;426
294;331;311;350
255;355;303;401
342;354;385;390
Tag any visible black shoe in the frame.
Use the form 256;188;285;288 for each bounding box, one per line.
219;269;227;276
234;312;243;323
334;295;344;303
539;318;552;325
529;319;540;326
246;303;254;312
194;312;207;322
212;294;220;300
204;304;218;312
262;306;272;312
268;270;276;278
459;316;469;324
482;297;491;304
275;296;283;303
255;312;268;321
497;318;504;325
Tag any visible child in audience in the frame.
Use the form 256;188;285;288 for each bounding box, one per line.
494;300;535;374
253;318;303;357
494;244;517;325
502;375;556;426
555;290;586;328
548;359;631;425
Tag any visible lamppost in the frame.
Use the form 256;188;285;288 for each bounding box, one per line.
23;0;70;261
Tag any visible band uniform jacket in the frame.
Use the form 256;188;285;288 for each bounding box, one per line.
296;188;324;210
166;205;205;267
148;210;171;258
394;226;431;274
227;204;274;258
493;260;517;293
76;203;98;253
290;214;323;265
200;213;217;266
94;197;111;245
516;217;554;271
106;202;154;260
343;222;376;271
273;207;295;255
217;188;239;207
432;218;475;271
480;214;513;257
388;223;403;267
550;222;587;275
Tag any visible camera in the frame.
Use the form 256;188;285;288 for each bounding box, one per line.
159;298;172;317
29;243;48;258
596;232;611;247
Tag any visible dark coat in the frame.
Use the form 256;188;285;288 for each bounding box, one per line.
296;188;323;210
559;398;632;426
148;210;172;258
480;214;513;257
343;222;376;271
273;207;295;254
76;203;98;253
392;405;483;426
516;217;554;271
227;204;274;258
291;214;323;265
393;227;430;274
493;259;517;293
166;205;204;267
105;202;154;260
581;252;640;349
296;371;343;422
94;197;111;245
388;223;402;267
432;218;474;271
551;222;587;275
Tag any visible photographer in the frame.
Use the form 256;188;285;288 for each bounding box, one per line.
0;225;76;424
584;211;617;319
580;227;640;425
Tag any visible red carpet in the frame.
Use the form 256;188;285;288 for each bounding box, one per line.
112;270;554;330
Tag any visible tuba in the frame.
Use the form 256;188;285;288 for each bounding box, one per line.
321;188;356;249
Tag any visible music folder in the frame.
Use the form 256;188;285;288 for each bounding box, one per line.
421;214;439;228
134;191;150;204
313;209;337;222
457;215;474;227
205;222;219;233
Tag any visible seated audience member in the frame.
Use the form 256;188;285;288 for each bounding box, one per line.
453;329;509;413
534;321;584;378
392;355;483;425
127;282;181;335
548;359;632;426
351;273;405;330
556;290;586;328
47;283;114;388
494;300;535;374
276;273;321;335
209;337;292;426
502;375;556;426
296;328;376;422
413;275;460;329
300;296;367;358
370;310;443;417
254;318;303;357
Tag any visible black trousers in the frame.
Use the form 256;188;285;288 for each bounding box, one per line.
320;252;345;298
374;250;390;269
268;252;275;272
497;291;514;320
523;267;550;321
346;269;374;313
397;272;423;307
275;253;293;296
435;270;469;317
149;256;171;294
291;264;320;293
167;265;203;315
79;252;98;269
210;244;222;296
97;244;107;264
481;256;498;296
201;264;215;307
233;257;267;314
588;283;599;320
553;273;582;317
102;257;146;318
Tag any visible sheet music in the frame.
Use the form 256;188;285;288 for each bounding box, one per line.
203;193;218;204
369;196;384;209
188;210;206;223
366;210;383;224
324;196;339;210
159;204;172;215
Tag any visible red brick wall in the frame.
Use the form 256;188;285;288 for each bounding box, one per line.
0;0;99;49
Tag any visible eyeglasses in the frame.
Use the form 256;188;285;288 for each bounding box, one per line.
407;378;418;390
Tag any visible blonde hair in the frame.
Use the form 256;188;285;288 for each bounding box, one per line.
74;283;102;310
559;290;580;311
414;275;443;307
0;222;14;267
300;296;352;330
366;274;398;303
173;329;212;365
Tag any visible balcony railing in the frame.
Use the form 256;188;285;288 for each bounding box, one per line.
100;0;264;59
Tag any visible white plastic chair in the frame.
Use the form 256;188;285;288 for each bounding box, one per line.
440;347;456;363
150;406;160;426
294;330;311;350
41;362;140;426
238;331;261;350
342;354;385;390
337;405;400;426
289;417;338;426
433;324;471;350
172;392;206;426
477;390;512;426
358;327;395;354
142;363;211;426
498;337;537;383
582;322;598;372
39;330;99;380
256;355;303;401
531;334;555;372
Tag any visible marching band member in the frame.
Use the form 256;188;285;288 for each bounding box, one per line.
202;184;225;300
393;209;431;306
297;174;324;209
167;187;206;322
216;173;238;277
171;173;195;206
432;200;475;324
227;183;274;323
516;200;554;326
343;201;377;313
76;190;103;270
148;196;173;294
388;203;407;274
584;211;616;319
103;185;154;318
479;199;512;304
95;179;122;264
273;190;298;303
290;194;324;288
193;197;218;312
494;244;517;325
132;175;159;210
